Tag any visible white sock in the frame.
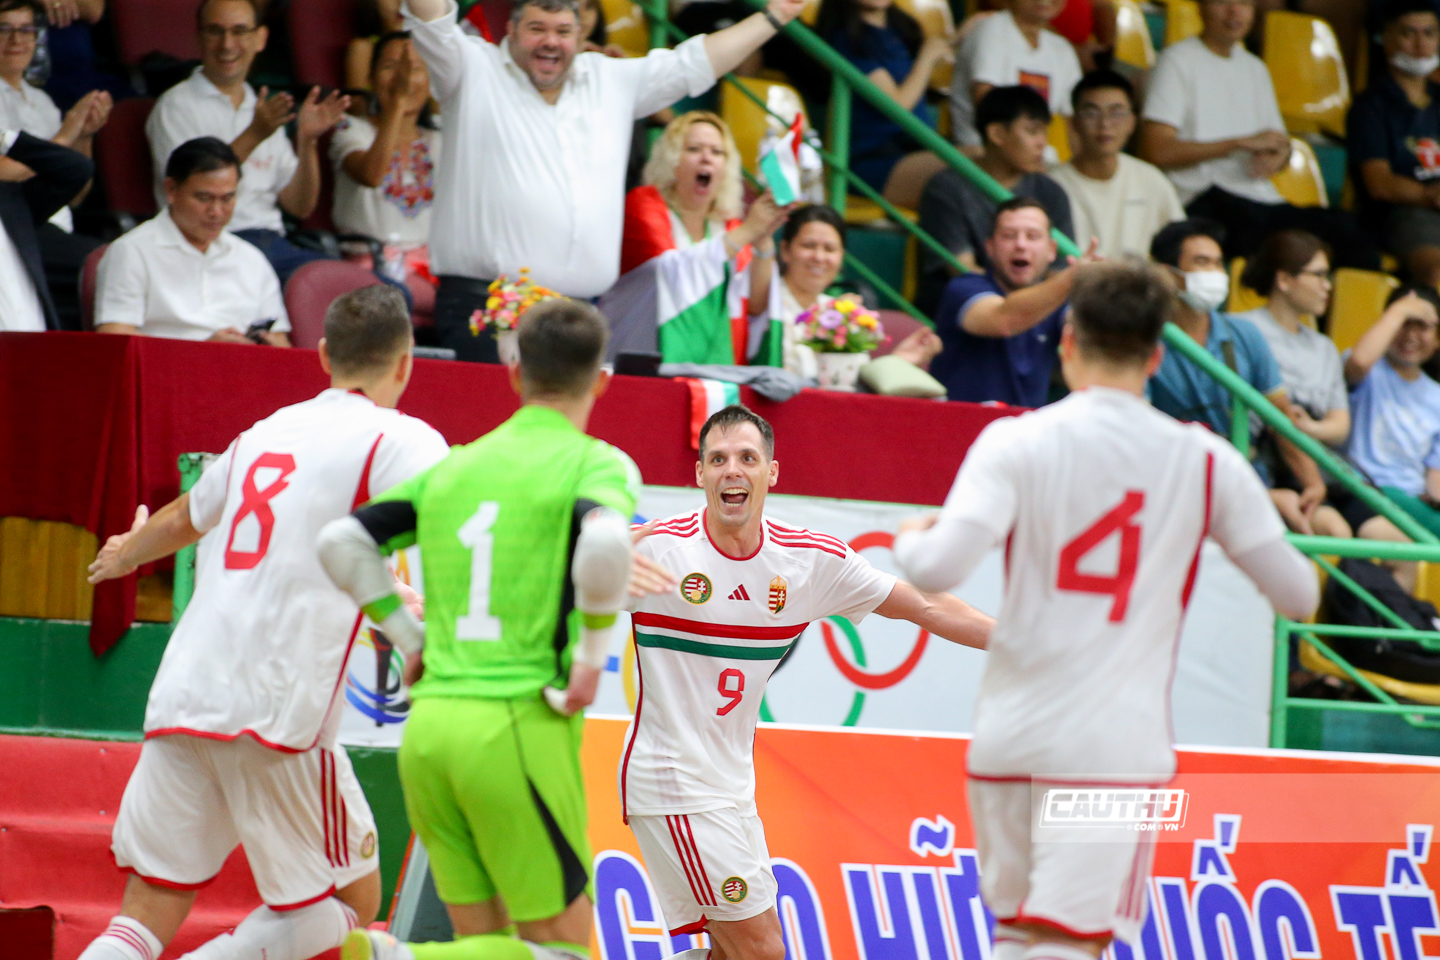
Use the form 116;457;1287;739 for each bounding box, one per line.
1022;940;1100;960
78;917;164;960
992;924;1027;960
179;898;358;960
664;950;711;960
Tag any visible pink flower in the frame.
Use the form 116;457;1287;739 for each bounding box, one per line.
832;329;848;348
818;309;845;330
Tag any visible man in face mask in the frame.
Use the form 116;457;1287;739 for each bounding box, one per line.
1350;0;1440;290
1147;219;1339;535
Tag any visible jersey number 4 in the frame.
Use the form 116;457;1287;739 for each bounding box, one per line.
1056;490;1144;623
456;501;502;641
224;453;297;570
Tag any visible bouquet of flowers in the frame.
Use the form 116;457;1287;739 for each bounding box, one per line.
468;268;560;335
793;294;885;353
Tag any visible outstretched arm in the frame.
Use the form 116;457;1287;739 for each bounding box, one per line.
873;579;992;650
703;0;806;78
88;500;201;584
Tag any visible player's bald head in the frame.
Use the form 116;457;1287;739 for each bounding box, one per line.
1067;258;1174;366
516;298;609;397
323;285;413;378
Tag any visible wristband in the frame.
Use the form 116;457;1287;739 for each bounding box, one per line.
763;9;785;31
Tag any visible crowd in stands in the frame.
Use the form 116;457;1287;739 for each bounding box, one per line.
10;0;1440;572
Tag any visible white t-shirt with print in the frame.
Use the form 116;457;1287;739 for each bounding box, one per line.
329;115;441;247
950;10;1083;148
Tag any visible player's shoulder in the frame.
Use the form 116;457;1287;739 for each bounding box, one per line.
376;407;449;451
763;516;849;559
643;509;703;540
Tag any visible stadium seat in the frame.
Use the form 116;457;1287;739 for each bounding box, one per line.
94;97;157;228
110;0;200;65
1163;0;1202;46
1226;258;1266;313
79;244;108;332
1114;0;1156;70
283;261;385;349
1329;268;1399;353
719;77;807;173
799;0;820;25
872;309;926;357
289;0;356;92
1048;113;1071;165
893;0;955;90
602;0;650;56
1271;138;1328;208
1300;638;1440;705
1263;11;1349;138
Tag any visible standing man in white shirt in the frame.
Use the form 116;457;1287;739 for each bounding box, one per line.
1049;70;1184;259
1138;0;1377;268
95;137;291;344
401;0;806;361
146;0;348;285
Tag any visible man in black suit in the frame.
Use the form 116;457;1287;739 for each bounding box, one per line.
0;129;93;331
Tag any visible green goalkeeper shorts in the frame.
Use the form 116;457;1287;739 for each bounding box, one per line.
397;695;592;919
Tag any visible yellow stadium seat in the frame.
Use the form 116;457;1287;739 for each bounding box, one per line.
719;77;808;174
843;197;917;224
600;0;648;57
1300;638;1440;705
799;0;820;25
1048;113;1071;164
1164;0;1202;46
1263;11;1349;138
894;0;956;90
1329;268;1400;353
1416;561;1440;608
1271;138;1328;208
1114;0;1155;70
1227;258;1267;313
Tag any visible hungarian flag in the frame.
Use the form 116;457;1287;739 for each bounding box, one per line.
758;114;804;206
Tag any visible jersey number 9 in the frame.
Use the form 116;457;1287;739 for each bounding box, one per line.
717;668;745;716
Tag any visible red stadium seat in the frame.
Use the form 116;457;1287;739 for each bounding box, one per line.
111;0;201;65
80;244;109;332
871;309;927;357
289;0;357;92
284;260;386;349
94;97;157;223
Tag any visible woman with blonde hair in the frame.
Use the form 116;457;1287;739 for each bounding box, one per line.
602;110;794;365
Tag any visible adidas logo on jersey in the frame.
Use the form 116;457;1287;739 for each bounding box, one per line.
728;585;751;601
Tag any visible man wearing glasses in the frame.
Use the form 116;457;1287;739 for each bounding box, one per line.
1049;70;1184;260
146;0;348;284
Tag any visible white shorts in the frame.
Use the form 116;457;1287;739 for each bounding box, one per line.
968;779;1155;943
630;809;778;933
112;733;378;909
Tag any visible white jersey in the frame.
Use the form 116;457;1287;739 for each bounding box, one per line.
621;510;896;818
939;388;1284;781
145;388;449;752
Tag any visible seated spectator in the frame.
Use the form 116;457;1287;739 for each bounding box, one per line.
146;0;349;285
1348;0;1440;290
1049;70;1185;260
950;0;1082;152
1138;0;1379;269
816;0;951;208
930;197;1092;406
601;111;788;364
95;137;290;345
916;85;1073;317
1344;284;1440;537
1148;219;1344;535
0;128;92;330
331;32;438;312
0;0;110;330
345;0;405;97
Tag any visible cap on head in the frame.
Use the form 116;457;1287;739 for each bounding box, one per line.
1068;257;1174;365
323;285;413;378
516;297;609;396
698;404;775;460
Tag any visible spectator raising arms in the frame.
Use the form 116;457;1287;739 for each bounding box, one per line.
916;85;1073;317
815;0;951;208
1348;0;1440;290
0;128;92;331
95;137;290;345
146;0;350;285
602;111;790;365
950;0;1082;152
1139;0;1378;269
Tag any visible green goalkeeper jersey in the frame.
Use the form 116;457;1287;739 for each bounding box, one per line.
359;405;640;700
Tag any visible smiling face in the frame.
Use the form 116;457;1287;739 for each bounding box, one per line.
987;206;1057;290
510;3;580;93
697;422;779;534
1274;250;1331;317
672;121;728;216
780;220;845;299
1390;314;1440;368
198;0;266;89
165;165;240;250
0;6;38;87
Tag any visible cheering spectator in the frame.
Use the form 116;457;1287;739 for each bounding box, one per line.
1344;285;1440;537
346;0;406;95
1348;0;1440;290
401;0;805;363
95;137;290;345
916;85;1073;317
602;111;788;364
0;0;110;330
815;0;950;207
1049;70;1184;259
331;32;438;309
0;128;91;330
930;197;1093;406
1139;0;1379;269
950;0;1082;152
146;0;349;285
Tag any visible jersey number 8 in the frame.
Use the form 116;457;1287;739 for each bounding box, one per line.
224;453;297;570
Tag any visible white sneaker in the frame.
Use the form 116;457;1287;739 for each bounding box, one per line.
341;928;415;960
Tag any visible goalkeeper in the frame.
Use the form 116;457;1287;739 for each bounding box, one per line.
319;299;676;960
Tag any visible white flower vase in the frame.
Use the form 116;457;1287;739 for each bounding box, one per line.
495;328;520;365
815;351;869;391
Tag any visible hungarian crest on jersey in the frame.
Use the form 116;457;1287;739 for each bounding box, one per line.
768;575;787;614
682;572;713;605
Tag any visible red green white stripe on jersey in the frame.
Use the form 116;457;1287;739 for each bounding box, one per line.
632;611;807;659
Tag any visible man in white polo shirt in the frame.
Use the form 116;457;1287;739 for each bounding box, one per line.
402;0;805;361
95;137;291;345
146;0;347;285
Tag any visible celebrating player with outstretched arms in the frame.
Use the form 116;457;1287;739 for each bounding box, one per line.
80;287;450;960
622;404;993;960
892;259;1319;960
